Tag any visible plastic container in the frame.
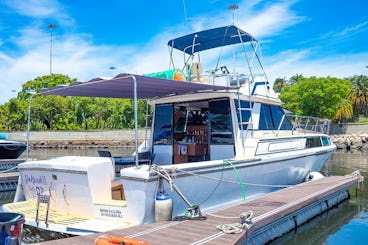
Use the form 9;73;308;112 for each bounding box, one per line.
0;212;25;245
0;134;6;140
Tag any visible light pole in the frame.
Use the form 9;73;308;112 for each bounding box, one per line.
48;24;56;74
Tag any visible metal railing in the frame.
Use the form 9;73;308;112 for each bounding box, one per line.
287;115;331;135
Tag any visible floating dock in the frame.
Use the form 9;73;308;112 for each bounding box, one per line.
34;174;361;245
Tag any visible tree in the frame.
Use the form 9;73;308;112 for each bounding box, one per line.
279;76;351;120
347;75;368;119
273;77;287;93
335;98;353;122
18;74;76;100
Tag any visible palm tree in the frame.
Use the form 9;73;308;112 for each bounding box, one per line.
273;77;287;93
334;98;353;122
347;75;368;120
288;73;303;85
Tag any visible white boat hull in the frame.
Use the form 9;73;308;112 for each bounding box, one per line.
120;146;335;225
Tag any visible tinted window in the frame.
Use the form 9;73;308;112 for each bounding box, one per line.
306;137;322;148
259;104;293;130
153;104;173;145
321;137;330;146
259;104;273;130
209;99;234;144
270;106;293;130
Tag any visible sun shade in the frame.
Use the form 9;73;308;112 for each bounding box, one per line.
37;73;232;99
167;25;257;55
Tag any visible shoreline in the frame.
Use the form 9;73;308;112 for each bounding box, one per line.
4;130;368;151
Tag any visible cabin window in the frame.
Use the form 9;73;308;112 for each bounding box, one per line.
306;137;322;148
259;104;293;130
209;99;234;144
321;136;330;146
153;104;173;145
234;100;252;130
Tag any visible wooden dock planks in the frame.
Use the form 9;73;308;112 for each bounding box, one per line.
34;175;360;245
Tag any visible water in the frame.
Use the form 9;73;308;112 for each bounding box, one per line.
1;149;368;244
271;150;368;245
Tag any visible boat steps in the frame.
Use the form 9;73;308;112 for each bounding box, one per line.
0;158;25;170
0;172;19;191
34;174;360;245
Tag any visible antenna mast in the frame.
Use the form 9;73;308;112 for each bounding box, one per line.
228;4;238;25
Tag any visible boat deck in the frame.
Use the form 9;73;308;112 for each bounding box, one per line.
35;174;361;245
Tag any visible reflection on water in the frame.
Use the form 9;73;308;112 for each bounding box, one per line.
271;150;368;245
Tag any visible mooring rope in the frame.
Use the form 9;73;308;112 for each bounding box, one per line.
215;210;254;234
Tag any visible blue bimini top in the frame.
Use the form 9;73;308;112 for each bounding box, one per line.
167;25;257;55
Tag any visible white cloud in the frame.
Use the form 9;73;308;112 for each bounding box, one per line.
0;0;367;105
266;50;368;83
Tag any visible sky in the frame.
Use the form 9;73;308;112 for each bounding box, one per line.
0;0;367;104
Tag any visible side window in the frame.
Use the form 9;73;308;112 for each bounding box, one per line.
153;104;173;145
234;100;252;130
270;106;293;130
259;104;273;130
259;104;293;130
306;137;322;148
209;99;234;144
321;137;330;146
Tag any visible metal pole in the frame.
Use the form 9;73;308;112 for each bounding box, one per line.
132;76;139;168
48;24;56;74
26;94;34;161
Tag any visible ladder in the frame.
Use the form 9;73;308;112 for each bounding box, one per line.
235;76;254;154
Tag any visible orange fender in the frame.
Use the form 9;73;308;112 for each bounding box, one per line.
95;235;149;245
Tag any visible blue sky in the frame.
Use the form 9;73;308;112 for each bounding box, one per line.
0;0;367;104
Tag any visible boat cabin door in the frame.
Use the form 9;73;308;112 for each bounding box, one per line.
208;98;235;160
152;104;173;165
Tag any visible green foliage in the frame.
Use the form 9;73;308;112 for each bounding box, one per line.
347;75;368;119
0;74;152;131
279;76;351;120
18;74;77;100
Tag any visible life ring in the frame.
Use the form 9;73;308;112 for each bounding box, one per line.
95;235;149;245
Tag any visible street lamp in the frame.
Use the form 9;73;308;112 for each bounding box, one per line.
48;24;56;74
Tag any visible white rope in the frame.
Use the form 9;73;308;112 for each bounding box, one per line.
216;211;253;234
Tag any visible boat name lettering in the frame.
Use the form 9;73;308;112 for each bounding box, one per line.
99;208;123;218
24;174;47;185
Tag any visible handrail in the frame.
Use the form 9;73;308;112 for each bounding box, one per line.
287;114;331;134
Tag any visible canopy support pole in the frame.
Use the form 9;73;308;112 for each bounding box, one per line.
26;93;35;161
130;75;139;168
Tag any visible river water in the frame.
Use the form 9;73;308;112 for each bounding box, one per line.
1;148;367;244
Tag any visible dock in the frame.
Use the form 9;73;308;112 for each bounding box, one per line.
35;174;361;245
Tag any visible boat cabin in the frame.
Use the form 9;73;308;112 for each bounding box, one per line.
150;92;297;165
